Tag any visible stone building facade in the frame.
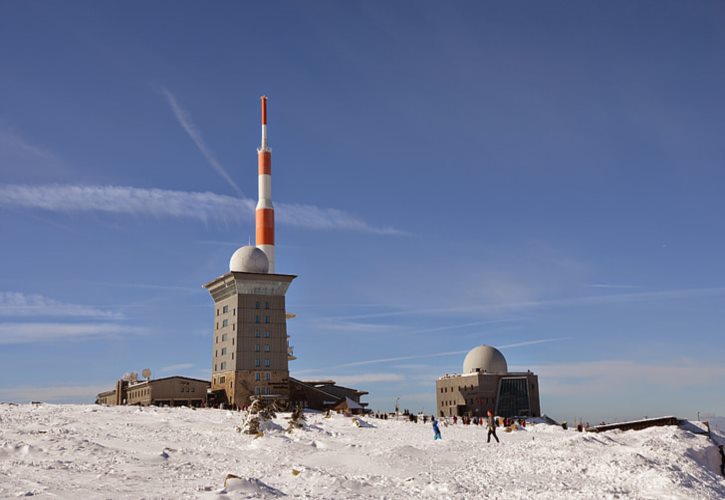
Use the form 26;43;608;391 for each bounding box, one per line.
204;271;296;408
96;376;210;407
436;345;541;418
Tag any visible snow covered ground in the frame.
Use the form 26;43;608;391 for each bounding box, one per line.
1;404;723;499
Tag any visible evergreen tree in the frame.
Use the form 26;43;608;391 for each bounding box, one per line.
286;405;307;432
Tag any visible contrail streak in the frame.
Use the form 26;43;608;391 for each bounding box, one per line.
161;88;244;197
306;337;570;371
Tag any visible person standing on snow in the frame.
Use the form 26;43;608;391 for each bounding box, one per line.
432;418;442;440
486;410;500;443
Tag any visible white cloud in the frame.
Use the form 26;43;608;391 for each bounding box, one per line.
0;292;122;319
0;129;57;163
325;373;404;385
0;384;108;403
161;88;243;197
0;184;402;235
299;337;568;372
158;363;196;374
587;284;641;289
0;322;144;344
313;318;402;333
520;359;725;397
335;287;725;321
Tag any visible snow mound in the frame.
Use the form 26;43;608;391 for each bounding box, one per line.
0;404;723;499
218;476;285;497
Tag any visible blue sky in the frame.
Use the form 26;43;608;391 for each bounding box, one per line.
1;1;724;422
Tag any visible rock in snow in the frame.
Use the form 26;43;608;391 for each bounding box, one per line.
0;403;723;499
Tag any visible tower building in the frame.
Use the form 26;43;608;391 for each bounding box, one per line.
203;97;296;407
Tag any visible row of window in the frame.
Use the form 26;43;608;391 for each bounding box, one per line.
214;351;235;361
215;344;272;357
440;385;475;393
129;388;150;399
254;372;272;382
217;305;236;316
215;358;271;371
216;316;272;329
466;397;492;406
217;302;272;316
215;332;274;345
255;386;272;395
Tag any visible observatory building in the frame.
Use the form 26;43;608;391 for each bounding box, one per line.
203;96;296;408
436;345;541;418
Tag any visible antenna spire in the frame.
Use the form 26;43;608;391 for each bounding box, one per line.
260;95;268;151
256;96;275;272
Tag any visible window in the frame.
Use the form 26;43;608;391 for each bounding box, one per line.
232;337;235;345
255;372;260;381
255;330;260;338
220;376;225;384
264;316;270;324
232;324;235;331
222;319;229;327
255;301;260;309
264;344;270;352
216;322;218;329
233;308;236;315
214;364;217;371
231;352;234;360
265;372;271;381
222;305;229;313
255;359;260;367
221;347;227;355
264;331;270;338
215;336;218;344
264;359;270;367
216;309;219;316
215;350;218;357
221;334;227;341
265;302;269;309
255;386;261;395
220;361;227;370
255;344;260;352
255;316;260;324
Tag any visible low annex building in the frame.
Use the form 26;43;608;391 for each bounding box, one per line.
96;376;210;407
288;378;370;414
436;345;541;418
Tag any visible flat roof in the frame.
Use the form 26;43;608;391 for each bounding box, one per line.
203;271;297;289
128;375;211;388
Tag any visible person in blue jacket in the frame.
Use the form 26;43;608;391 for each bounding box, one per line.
432;418;442;440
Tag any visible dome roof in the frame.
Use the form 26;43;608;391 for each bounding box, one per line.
229;246;269;273
462;345;508;374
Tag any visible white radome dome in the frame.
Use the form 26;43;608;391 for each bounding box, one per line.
462;345;508;374
229;246;269;273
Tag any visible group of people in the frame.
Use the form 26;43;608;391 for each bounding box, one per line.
431;410;500;443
